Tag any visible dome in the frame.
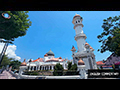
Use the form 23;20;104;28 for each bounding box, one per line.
44;54;48;57
71;46;76;51
59;57;62;59
90;46;93;49
46;49;54;56
78;58;85;65
85;42;89;46
21;59;26;66
73;14;81;19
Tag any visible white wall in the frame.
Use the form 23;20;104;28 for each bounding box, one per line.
83;58;90;70
75;25;83;35
76;37;86;52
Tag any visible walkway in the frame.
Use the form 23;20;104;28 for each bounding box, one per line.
0;70;16;79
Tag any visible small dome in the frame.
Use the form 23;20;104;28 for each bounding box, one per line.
59;57;62;59
46;49;54;56
44;54;48;56
73;14;81;19
78;58;85;65
90;46;93;49
85;42;89;46
71;46;76;51
21;59;26;66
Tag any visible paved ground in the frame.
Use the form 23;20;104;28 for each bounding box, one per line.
0;70;16;79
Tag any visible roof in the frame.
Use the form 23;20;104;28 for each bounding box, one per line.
85;42;90;46
71;46;76;51
44;54;48;57
32;58;43;62
115;61;120;65
46;49;54;56
78;58;85;65
59;57;62;59
90;46;93;49
102;65;112;67
73;14;81;19
46;58;59;62
96;61;105;65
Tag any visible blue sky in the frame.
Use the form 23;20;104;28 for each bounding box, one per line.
11;11;120;62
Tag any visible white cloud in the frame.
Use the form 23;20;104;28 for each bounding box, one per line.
0;43;21;60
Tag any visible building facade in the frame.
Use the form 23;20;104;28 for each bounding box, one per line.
26;49;68;71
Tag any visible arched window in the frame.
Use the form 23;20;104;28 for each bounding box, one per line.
78;20;80;22
76;21;77;23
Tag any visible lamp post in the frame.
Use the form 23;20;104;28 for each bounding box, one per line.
0;13;11;65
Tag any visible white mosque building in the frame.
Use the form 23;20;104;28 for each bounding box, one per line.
25;49;68;71
71;14;97;77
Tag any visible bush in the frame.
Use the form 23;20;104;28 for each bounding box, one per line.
53;63;64;76
64;70;79;75
24;71;39;75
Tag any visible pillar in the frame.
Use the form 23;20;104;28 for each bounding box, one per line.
52;66;53;70
29;66;31;71
32;66;34;71
36;66;37;70
41;66;43;70
49;66;50;70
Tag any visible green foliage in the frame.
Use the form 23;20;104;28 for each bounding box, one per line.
0;11;32;44
0;54;14;67
53;63;64;76
65;63;79;75
24;70;39;75
97;15;120;56
70;63;77;70
68;62;72;70
9;60;21;70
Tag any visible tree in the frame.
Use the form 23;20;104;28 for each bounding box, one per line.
0;54;14;67
67;62;72;70
65;63;78;75
53;63;64;76
0;11;32;44
9;60;21;70
70;63;77;71
97;15;120;56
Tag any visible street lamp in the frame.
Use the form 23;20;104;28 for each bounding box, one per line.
0;13;11;65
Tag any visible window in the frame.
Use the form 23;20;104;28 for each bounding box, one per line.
76;21;77;23
78;20;80;22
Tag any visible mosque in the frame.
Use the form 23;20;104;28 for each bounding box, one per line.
19;13;97;79
24;49;68;71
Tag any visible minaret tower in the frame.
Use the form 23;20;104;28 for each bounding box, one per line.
72;14;87;52
71;14;97;71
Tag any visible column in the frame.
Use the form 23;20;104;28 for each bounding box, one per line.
41;66;43;70
36;66;37;70
32;66;34;71
38;65;40;70
52;66;53;70
29;66;31;71
49;66;50;70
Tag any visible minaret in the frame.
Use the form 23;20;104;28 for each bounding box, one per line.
72;14;87;52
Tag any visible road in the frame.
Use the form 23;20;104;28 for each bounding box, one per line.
0;70;16;79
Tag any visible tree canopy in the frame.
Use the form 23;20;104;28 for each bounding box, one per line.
97;15;120;56
0;54;14;67
53;63;64;76
0;11;32;44
0;54;21;70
